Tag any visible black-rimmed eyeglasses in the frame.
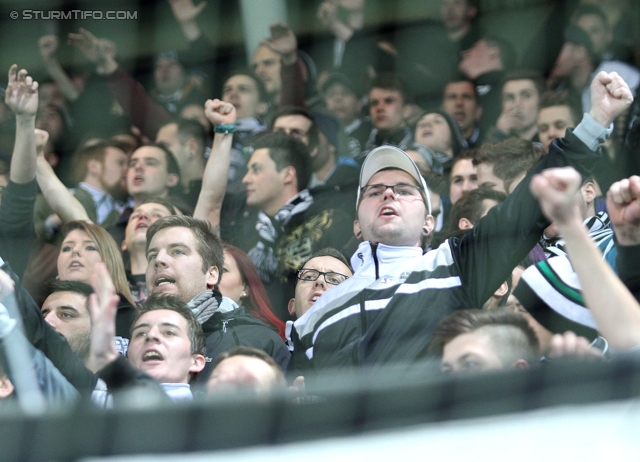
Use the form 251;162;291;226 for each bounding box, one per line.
360;183;422;200
296;269;349;286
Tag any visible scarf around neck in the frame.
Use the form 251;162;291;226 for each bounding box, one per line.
541;212;613;258
188;290;237;324
248;189;313;283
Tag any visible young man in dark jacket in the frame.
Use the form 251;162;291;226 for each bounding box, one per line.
145;215;289;380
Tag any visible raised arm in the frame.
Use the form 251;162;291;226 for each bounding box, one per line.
261;23;306;108
0;261;97;396
608;175;640;302
608;176;640;247
457;71;634;308
0;65;39;276
193;99;236;233
317;0;364;42
5;65;38;184
68;28;171;139
35;129;91;224
38;35;81;102
86;263;120;373
168;0;206;42
531;167;640;350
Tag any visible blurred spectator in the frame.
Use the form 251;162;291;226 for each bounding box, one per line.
442;78;484;147
310;0;393;97
413;110;468;174
488;70;544;143
271;106;360;216
206;346;286;396
429;309;539;374
446;186;506;238
321;72;372;157
572;3;631;64
252;23;307;113
34;141;128;241
459;36;517;131
448;151;478;205
156;118;208;205
473;138;544;194
391;0;480;107
536;90;583;152
362;73;413;154
549;25;640;113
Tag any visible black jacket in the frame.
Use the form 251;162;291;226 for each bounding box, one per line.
198;305;290;382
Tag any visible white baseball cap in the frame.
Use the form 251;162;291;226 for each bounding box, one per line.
357;145;432;214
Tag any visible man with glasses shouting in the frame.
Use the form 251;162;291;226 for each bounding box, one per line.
287;248;353;320
288;72;634;371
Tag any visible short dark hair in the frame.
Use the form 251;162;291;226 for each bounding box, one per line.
428;309;540;363
503;69;545;99
175;118;207;157
447;186;507;234
474;138;544;191
538;90;583;127
424;171;449;198
211;346;286;390
133;295;206;383
449;149;477;179
252;131;312;191
300;247;353;275
224;68;269;103
369;72;412;104
145;143;181;181
212;346;283;378
47;280;93;312
443;78;478;100
146;216;224;274
73;141;123;183
269;106;320;150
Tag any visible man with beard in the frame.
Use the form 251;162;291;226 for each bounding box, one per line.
34;141;129;241
40;280;94;366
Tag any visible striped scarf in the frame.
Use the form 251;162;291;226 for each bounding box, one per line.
541;212;614;259
248;190;313;283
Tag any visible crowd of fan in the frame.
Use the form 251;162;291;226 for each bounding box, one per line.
0;0;639;411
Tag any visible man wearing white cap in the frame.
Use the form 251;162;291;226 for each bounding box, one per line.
288;71;634;370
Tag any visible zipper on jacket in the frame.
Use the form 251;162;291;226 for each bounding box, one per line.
370;242;379;280
222;320;228;333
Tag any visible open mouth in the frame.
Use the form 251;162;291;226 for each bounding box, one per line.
155;277;176;287
143;351;163;362
380;206;398;217
309;291;323;305
69;261;84;269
